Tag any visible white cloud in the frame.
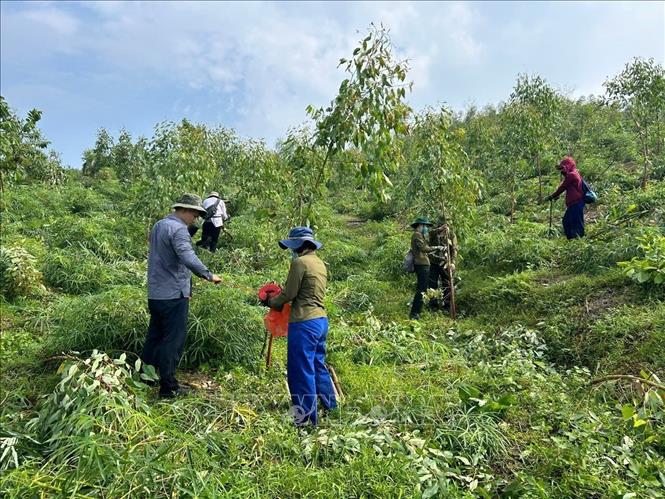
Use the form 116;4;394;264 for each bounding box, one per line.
23;7;79;35
1;0;663;166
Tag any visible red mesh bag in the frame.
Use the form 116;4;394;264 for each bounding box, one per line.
263;304;290;337
258;283;290;337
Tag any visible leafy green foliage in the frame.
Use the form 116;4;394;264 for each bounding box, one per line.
30;351;156;444
604;57;665;188
0;245;45;300
504;73;562;202
2;58;665;498
618;233;665;285
45;285;264;369
300;24;411;222
403;107;481;235
43;248;144;294
0;96;63;190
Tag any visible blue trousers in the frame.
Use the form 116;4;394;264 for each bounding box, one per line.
287;317;337;426
563;201;585;240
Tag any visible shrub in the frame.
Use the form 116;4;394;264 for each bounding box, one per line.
30;351;155;444
186;285;264;369
618;233;665;285
0;245;45;300
47;285;149;355
42;248;145;294
329;275;392;313
46;214;147;261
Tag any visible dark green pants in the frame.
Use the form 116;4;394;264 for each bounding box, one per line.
410;264;430;318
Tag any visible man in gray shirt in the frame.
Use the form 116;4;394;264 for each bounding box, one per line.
142;193;222;398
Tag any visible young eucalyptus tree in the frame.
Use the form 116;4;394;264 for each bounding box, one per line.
404;107;481;237
604;57;665;189
0;96;62;191
300;24;412;224
504;74;561;203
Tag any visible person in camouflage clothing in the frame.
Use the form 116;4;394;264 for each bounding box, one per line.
427;219;457;312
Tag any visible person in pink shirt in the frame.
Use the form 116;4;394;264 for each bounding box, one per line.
544;156;585;239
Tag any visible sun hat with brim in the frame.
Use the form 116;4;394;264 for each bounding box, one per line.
278;226;323;250
172;193;207;216
410;216;433;228
207;191;220;198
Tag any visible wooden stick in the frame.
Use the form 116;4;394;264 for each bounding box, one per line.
326;363;344;401
266;334;274;369
444;236;456;320
591;375;665;391
260;330;269;360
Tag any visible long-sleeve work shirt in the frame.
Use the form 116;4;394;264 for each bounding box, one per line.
269;251;327;323
148;214;213;299
202;196;229;228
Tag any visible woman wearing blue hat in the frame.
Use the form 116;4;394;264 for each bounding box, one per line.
262;226;337;426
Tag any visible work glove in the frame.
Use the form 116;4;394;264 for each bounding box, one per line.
543;195;552;203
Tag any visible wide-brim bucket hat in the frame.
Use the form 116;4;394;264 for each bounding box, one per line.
207;191;221;198
410;216;434;228
278;226;323;250
172;193;207;216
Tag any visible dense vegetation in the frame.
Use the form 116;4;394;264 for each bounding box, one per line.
1;28;664;498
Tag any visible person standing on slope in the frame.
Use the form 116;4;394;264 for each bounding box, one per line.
262;226;337;426
409;217;443;320
544;156;585;239
428;219;457;312
142;193;222;398
196;191;229;253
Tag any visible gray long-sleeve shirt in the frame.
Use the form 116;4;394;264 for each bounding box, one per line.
147;214;213;299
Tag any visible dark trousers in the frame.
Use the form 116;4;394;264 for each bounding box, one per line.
428;263;451;310
142;298;189;393
563;202;585;240
287;317;337;426
196;221;222;252
410;264;430;319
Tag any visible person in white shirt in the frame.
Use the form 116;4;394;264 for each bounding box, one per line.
195;191;229;253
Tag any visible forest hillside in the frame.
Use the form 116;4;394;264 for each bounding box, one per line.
1;29;664;498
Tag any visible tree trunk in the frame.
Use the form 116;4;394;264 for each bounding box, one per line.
536;153;542;203
445;240;456;320
510;180;516;224
302;147;332;225
641;131;650;190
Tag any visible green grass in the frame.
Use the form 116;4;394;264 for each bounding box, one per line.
1;173;664;498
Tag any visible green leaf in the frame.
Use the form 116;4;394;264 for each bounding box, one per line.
621;404;635;420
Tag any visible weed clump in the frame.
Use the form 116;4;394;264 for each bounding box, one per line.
46;284;264;369
43;248;144;294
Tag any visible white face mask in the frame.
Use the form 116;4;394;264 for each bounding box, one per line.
291;250;299;260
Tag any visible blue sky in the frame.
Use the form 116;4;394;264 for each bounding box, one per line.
1;1;663;168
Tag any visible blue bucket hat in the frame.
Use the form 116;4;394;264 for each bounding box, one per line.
278;226;323;250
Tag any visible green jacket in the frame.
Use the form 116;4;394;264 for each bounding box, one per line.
268;251;327;323
411;231;435;266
